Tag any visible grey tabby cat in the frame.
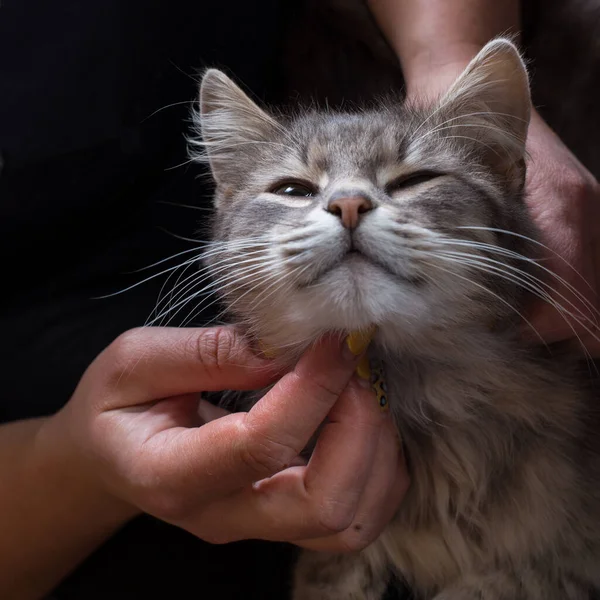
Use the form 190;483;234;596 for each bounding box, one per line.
192;40;600;599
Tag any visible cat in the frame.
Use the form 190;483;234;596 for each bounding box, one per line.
191;39;600;599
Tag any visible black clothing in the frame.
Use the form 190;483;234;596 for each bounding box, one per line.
0;2;410;597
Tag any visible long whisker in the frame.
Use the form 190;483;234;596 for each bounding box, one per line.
161;258;200;322
456;226;595;292
142;100;194;122
151;252;272;322
432;252;599;365
423;260;547;345
149;260;281;327
93;256;200;299
437;250;598;327
438;238;600;323
180;264;294;328
435;253;585;330
248;262;312;312
149;258;198;324
152;245;270;310
97;239;269;300
130;246;204;273
431;135;504;159
156;200;214;212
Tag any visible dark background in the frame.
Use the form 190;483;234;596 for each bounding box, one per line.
0;1;409;598
0;1;297;598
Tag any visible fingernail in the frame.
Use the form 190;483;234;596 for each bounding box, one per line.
356;355;371;382
344;325;376;359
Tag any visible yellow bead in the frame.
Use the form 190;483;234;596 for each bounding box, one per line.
356;354;371;380
345;325;376;356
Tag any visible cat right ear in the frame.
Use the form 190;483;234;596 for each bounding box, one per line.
192;69;279;185
432;39;531;183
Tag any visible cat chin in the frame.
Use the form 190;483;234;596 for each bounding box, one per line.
244;255;482;347
279;265;429;334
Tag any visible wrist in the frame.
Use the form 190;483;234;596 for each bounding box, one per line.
0;415;137;599
402;42;483;101
35;412;139;526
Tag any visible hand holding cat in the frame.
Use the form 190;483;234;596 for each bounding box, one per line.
403;60;600;356
45;326;408;551
523;110;600;355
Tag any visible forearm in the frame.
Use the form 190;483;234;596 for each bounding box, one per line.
367;0;520;96
0;416;133;600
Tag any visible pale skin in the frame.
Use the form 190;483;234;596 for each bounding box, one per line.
2;3;600;600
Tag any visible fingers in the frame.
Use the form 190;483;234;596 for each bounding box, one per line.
237;336;366;476
301;378;386;529
90;325;395;544
177;381;404;545
92;326;277;407
144;336;366;501
297;419;408;552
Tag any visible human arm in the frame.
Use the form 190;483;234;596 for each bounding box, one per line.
0;326;407;600
0;418;133;600
367;0;519;100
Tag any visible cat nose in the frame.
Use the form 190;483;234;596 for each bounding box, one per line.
326;194;374;229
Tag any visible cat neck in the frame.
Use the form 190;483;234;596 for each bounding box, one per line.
374;324;562;433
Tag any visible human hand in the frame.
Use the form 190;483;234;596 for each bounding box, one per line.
44;326;408;552
522;110;600;356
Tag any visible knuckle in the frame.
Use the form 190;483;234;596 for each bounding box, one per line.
193;327;238;373
240;425;298;477
340;525;377;552
302;373;342;406
105;328;147;376
337;524;379;552
314;499;356;535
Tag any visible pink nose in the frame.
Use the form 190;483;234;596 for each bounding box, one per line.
327;195;373;229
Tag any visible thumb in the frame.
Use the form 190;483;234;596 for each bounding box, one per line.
92;326;277;407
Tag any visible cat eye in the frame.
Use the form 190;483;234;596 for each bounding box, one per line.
385;171;442;194
270;181;317;198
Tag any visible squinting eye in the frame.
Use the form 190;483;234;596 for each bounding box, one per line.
271;181;316;197
386;171;441;194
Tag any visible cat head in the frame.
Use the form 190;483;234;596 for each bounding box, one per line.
192;39;535;356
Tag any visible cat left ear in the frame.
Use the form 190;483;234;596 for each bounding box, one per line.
193;69;279;185
437;38;531;179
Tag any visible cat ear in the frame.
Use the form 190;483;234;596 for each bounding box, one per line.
437;38;531;179
194;69;279;185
